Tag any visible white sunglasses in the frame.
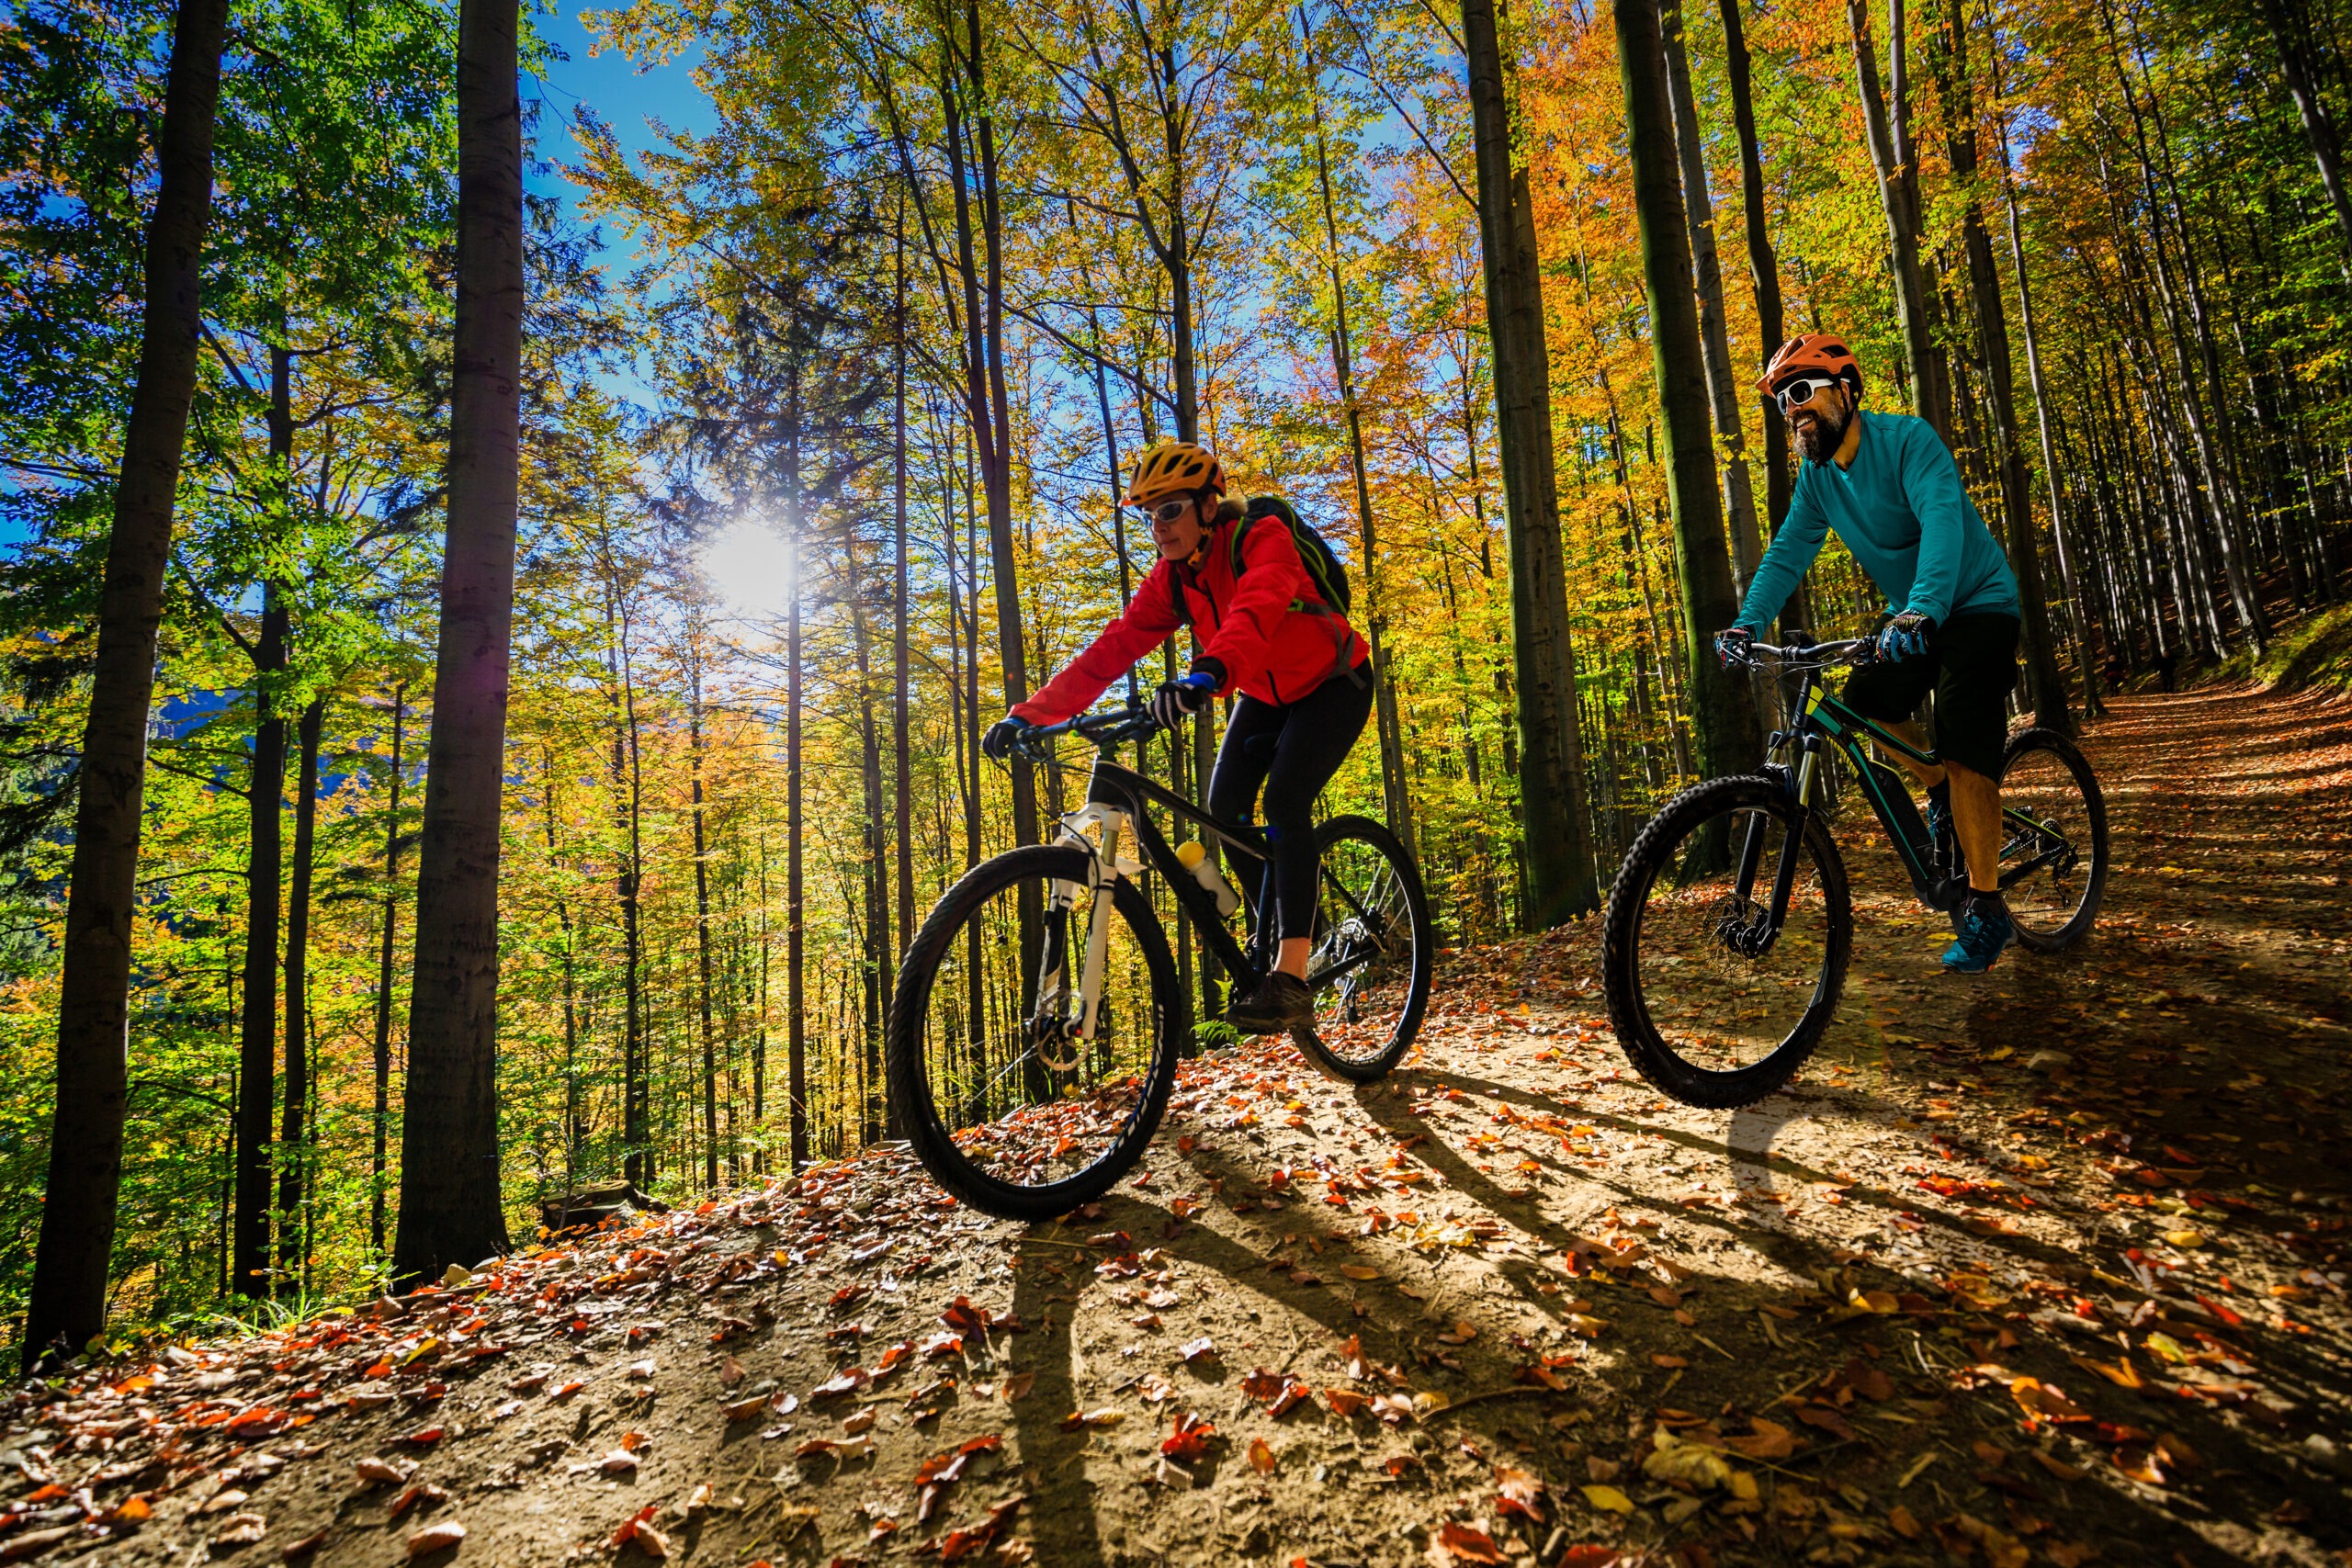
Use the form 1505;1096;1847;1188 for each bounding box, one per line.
1773;375;1846;414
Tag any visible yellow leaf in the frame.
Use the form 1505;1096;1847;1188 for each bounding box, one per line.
1581;1483;1635;1514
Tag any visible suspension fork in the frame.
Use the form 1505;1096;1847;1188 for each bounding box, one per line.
1044;805;1139;1068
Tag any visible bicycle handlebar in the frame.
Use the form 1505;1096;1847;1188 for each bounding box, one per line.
1731;637;1873;671
1012;699;1162;760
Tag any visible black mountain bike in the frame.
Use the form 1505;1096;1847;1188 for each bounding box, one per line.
1602;635;2108;1108
886;697;1434;1221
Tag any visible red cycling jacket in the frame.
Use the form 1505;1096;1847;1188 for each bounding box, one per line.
1013;513;1366;725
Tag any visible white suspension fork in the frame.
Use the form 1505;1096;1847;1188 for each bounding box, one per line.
1051;806;1136;1055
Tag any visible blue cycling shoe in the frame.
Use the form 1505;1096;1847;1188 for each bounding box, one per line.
1940;893;2014;973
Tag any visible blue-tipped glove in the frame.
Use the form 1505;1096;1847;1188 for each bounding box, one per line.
1713;626;1755;669
1875;612;1936;663
1148;671;1217;730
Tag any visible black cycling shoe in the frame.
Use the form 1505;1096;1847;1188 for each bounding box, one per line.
1226;972;1315;1033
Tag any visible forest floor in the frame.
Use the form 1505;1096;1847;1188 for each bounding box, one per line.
13;682;2352;1568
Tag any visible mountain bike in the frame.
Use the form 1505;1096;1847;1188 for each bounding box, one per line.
886;696;1434;1221
1601;635;2108;1109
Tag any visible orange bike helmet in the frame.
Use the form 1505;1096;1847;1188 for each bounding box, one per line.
1756;333;1862;400
1122;441;1226;507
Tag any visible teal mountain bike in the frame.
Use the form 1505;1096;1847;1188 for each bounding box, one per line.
1602;635;2109;1108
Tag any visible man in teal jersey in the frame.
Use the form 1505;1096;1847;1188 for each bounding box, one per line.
1713;334;2022;973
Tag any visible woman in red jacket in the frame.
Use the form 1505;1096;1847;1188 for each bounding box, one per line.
982;441;1373;1033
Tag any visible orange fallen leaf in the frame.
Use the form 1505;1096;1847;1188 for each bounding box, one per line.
1247;1437;1276;1474
1430;1520;1505;1563
1159;1410;1215;1461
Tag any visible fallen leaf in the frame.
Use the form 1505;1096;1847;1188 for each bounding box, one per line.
1581;1483;1635;1514
1248;1437;1276;1474
1430;1521;1505;1563
1159;1410;1215;1461
211;1514;267;1548
1340;1265;1380;1281
405;1519;466;1555
1060;1407;1125;1430
1726;1417;1796;1461
1495;1463;1546;1522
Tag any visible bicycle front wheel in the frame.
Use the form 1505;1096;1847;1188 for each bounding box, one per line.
1996;728;2108;952
1292;815;1434;1084
1602;776;1851;1108
886;844;1182;1222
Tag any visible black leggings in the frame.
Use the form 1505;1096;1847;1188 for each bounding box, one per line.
1204;667;1374;939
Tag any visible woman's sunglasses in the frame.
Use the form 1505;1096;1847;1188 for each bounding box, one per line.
1136;496;1196;525
1773;375;1845;414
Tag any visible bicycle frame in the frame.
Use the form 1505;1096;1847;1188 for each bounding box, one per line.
1025;713;1394;1055
1736;644;2076;936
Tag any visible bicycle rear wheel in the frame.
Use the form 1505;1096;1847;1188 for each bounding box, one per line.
886;844;1182;1221
1291;815;1433;1084
1603;776;1851;1108
1996;728;2108;952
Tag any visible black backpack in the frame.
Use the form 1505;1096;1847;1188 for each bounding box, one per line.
1172;495;1352;623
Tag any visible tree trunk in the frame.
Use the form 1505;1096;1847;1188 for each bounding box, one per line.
1660;0;1763;591
892;204;917;972
371;682;404;1256
854;563;889;1146
607;581;648;1186
1718;0;1809;631
393;0;522;1283
26;0;231;1368
1934;1;2072;733
689;649;718;1190
276;697;322;1293
1849;0;1948;435
1618;0;1762;780
786;502;808;1172
233;574;287;1300
1460;0;1599;925
2258;0;2352;261
1306;73;1414;855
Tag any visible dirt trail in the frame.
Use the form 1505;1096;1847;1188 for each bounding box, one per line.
10;685;2352;1568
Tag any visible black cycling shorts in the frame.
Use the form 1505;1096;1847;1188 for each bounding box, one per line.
1838;612;2018;780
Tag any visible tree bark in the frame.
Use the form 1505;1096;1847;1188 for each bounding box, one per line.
1933;0;2073;732
1306;61;1414;856
1849;0;1949;435
1618;0;1763;780
1660;0;1763;590
2258;0;2352;261
26;0;232;1368
394;0;521;1283
371;683;404;1256
276;697;322;1292
1460;0;1599;925
1716;0;1810;630
232;578;287;1299
892;204;917;976
689;646;718;1189
786;491;808;1172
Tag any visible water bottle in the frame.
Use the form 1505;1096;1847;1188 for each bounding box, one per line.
1173;840;1240;917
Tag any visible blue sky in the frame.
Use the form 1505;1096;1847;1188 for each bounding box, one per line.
528;3;714;406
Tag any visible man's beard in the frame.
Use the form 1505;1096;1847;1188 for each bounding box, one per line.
1792;402;1851;463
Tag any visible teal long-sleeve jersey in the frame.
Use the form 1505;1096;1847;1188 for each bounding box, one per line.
1732;409;2020;634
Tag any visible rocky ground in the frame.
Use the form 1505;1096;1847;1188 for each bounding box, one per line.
5;683;2350;1568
